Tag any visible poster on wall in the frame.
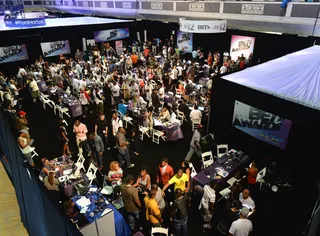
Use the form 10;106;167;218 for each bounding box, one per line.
40;40;71;57
0;44;29;64
230;35;255;61
115;40;123;55
177;30;193;53
86;39;95;47
94;28;130;43
232;100;292;150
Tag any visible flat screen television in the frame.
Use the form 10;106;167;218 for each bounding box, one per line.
0;44;29;64
94;28;130;42
40;40;71;57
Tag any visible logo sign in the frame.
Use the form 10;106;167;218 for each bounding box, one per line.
122;2;132;8
4;18;46;28
151;2;163;10
189;3;205;12
179;19;227;34
241;4;264;15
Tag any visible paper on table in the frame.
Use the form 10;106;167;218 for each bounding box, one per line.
80;206;88;214
89;187;98;192
76;197;91;208
101;208;112;217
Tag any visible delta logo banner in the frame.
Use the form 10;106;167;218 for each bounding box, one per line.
232;101;292;150
94;28;130;43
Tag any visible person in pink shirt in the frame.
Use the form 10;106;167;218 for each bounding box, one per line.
73;119;88;148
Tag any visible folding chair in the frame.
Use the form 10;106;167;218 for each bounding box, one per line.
189;162;197;178
151;227;169;236
201;151;214;168
40;93;54;110
123;115;133;128
177;110;188;124
69;154;86;179
30;147;39;159
85;162;98;185
192;118;201;131
217;144;228;158
256;167;267;191
152;130;166;145
139;126;150;140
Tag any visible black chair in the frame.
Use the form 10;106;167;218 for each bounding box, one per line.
217;221;228;235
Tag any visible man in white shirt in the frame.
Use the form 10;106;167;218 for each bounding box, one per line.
176;63;183;80
110;81;120;105
229;207;253;236
171;66;178;84
28;76;40;103
239;189;256;216
190;105;202;123
201;179;216;229
130;80;140;97
158;86;165;100
220;65;227;74
111;112;123;136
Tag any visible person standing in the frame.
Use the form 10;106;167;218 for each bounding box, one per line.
171;188;190;236
27;75;40;103
162;169;189;196
185;125;203;162
111;111;123;136
228;207;253;236
17;131;34;167
144;189;163;227
115;127;134;168
79;88;90;118
95;113;109;150
200;179;216;229
88;133;104;170
120;175;142;232
156;157;174;188
151;184;165;213
239;189;256;216
73;119;88;148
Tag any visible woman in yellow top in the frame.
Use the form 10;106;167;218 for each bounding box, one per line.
161;169;190;197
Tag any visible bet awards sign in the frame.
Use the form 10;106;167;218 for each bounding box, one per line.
179;18;227;34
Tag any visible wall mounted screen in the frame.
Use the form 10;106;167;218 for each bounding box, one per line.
232;100;292;150
94;28;130;42
40;40;71;57
0;44;29;64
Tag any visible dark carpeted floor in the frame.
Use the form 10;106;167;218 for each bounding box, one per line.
21;89;312;236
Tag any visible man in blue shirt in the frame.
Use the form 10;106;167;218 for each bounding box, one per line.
118;99;127;116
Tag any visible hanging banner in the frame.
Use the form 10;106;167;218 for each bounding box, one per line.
230;35;255;61
177;30;193;53
94;28;130;42
115;40;123;55
232;100;292;150
179;18;227;34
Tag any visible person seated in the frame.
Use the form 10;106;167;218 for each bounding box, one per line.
190;105;202;123
134;95;147;108
39;158;56;179
43;171;60;202
178;99;190;118
107;161;123;189
133;166;151;193
15;110;29;132
158;106;170;122
118;99;127;116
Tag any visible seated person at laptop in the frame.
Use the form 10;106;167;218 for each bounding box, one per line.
40;158;57;179
158;106;170;122
43;171;60;202
118;99;127;115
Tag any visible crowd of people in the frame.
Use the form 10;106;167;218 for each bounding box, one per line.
0;35;257;236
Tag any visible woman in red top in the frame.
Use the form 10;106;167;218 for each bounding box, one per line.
248;160;258;185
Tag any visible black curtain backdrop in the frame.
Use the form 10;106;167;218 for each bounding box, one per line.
0;19;315;75
0;113;81;236
209;77;320;234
